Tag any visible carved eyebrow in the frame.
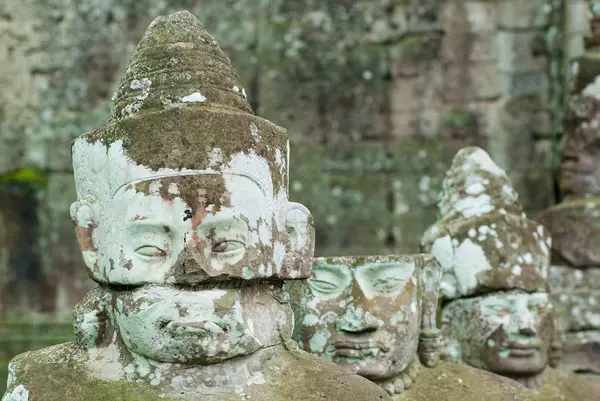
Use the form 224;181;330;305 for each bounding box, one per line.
355;262;415;277
311;264;351;281
199;217;250;232
113;172;268;197
126;221;173;235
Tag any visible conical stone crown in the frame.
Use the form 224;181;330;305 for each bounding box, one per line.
110;10;253;121
72;11;288;202
437;147;521;222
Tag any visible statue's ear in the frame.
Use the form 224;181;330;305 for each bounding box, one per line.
73;286;111;349
418;255;443;367
279;202;315;279
70;197;99;271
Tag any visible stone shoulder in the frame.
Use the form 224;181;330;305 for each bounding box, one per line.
4;342;391;401
397;362;532;401
3;342;171;401
247;343;393;401
530;368;600;401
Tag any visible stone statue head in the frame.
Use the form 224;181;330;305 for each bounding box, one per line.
288;255;442;394
440;290;553;376
68;11;314;366
422;147;555;387
69;11;314;287
560;65;600;199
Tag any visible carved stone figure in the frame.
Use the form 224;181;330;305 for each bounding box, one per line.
536;53;600;376
422;146;600;399
2;11;391;401
288;255;537;401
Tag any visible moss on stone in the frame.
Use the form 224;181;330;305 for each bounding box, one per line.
530;367;600;401
399;362;532;401
0;168;48;186
537;198;600;267
6;341;392;401
6;343;169;401
390;36;429;60
80;106;288;195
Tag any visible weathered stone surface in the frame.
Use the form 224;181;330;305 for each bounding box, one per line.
423;211;551;299
440;2;496;34
443;62;501;102
560;86;600;199
547;264;600;375
498;70;549;98
538;200;600;266
290;142;392;256
497;0;552;30
531;367;600;400
440;32;498;63
559;331;600;375
5;341;390;401
497;31;548;73
549;264;600;293
258;1;389;141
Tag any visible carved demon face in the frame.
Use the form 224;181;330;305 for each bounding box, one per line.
71;149;314;285
289;255;440;381
110;284;293;364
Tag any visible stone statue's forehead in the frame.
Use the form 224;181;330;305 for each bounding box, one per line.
454;291;549;309
114;172;266;198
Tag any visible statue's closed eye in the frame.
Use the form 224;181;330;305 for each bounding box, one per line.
308;279;342;294
212;240;244;253
135;245;167;257
372;277;404;293
307;264;352;297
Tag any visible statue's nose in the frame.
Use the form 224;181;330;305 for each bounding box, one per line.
170;242;211;284
336;305;381;333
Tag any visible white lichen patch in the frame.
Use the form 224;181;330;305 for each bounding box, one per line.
453;239;493;296
130;78;152;91
2;384;29;401
250;123;261;142
207;148;223;166
465;148;506;177
167;183;180;195
465;182;485;195
181;92;207;103
583;75;600;100
309;329;331;353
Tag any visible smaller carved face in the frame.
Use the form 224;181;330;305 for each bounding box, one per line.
441;291;553;375
290;256;429;381
111;284;293;364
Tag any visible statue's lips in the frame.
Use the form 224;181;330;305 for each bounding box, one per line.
505;341;542;357
333;341;390;357
165;320;224;337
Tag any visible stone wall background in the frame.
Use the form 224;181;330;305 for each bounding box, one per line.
0;0;593;392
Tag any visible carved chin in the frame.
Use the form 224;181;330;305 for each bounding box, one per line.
333;357;397;381
131;328;263;364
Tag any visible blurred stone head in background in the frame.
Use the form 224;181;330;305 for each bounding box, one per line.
422;147;555;388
